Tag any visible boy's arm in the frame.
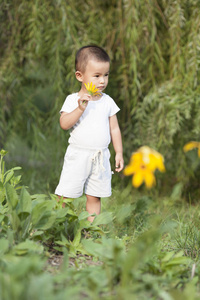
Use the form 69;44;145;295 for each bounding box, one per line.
109;114;124;172
60;94;91;130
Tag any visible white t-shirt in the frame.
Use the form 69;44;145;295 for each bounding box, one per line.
60;92;120;149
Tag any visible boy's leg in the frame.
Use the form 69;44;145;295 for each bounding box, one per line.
86;194;101;222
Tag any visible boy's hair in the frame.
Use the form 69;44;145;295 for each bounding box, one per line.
75;45;110;73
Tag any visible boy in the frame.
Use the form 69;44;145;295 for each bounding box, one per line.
55;45;123;222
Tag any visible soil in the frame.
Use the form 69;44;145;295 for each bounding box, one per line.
48;253;102;269
45;242;102;271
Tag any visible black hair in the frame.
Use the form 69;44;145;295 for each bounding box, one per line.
75;45;110;72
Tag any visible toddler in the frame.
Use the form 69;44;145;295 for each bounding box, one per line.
55;45;124;222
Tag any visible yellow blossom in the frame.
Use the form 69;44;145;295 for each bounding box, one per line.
138;146;166;172
84;82;101;96
123;146;165;189
183;141;200;157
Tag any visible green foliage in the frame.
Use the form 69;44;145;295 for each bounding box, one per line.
0;0;199;194
54;200;113;257
0;156;200;298
0;218;198;300
0;152;113;257
132;80;200;196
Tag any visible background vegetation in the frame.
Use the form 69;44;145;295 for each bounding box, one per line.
1;0;199;196
0;0;200;299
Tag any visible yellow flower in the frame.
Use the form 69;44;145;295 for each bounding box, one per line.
183;141;200;157
84;82;101;96
123;146;165;189
138;146;166;173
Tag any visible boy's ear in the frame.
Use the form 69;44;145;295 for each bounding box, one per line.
75;71;83;82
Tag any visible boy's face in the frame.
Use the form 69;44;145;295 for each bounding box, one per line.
76;59;110;93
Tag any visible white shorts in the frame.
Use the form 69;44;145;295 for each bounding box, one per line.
55;145;112;198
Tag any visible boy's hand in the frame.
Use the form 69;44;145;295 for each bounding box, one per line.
78;94;91;111
115;153;124;172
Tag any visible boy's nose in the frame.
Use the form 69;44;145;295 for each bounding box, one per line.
100;77;105;83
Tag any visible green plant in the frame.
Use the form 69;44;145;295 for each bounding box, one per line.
54;197;114;257
0;151;114;257
0;149;22;202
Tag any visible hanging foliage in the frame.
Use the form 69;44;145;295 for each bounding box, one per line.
0;0;199;194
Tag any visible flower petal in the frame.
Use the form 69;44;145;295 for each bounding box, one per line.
84;83;89;90
131;152;143;164
183;141;200;152
132;172;144;188
153;154;165;172
84;82;101;96
156;159;166;172
123;165;135;176
144;171;156;189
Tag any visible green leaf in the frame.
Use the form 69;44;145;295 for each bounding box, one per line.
5;182;19;209
56;240;70;247
79;219;91;230
13;240;44;255
18;186;32;213
10;211;21;232
67;208;78;217
55;207;69;219
31;201;55;226
92;212;113;226
0;214;5;223
170;182;184;200
4;169;14;184
17;212;32;239
31;194;49;202
78;211;90;221
82;239;104;257
18;211;31;222
4;167;21;173
161;251;175;262
0;238;9;255
163;251;191;267
87;226;105;235
0;183;5;203
4;167;21;185
165;256;190;267
72;230;81;248
34;213;56;230
30;230;44;238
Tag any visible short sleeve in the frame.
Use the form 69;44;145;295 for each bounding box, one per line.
107;95;120;117
60;93;79;114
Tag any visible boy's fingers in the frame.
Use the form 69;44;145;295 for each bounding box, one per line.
82;94;91;101
115;164;120;172
115;161;124;172
78;94;91;103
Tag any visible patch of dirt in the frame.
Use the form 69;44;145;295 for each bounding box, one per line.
48;253;102;269
45;242;102;270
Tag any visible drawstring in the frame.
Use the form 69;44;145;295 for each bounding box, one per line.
69;145;107;174
92;150;105;174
